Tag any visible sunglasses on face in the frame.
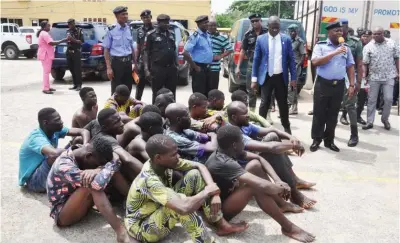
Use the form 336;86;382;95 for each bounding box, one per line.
251;19;260;23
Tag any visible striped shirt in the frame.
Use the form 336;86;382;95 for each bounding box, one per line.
210;32;233;71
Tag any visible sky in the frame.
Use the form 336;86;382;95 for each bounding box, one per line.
211;0;235;13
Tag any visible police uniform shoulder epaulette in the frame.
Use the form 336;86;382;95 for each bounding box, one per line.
147;29;157;35
192;31;198;37
317;41;327;44
244;29;252;36
350;36;360;41
108;25;116;31
343;43;349;46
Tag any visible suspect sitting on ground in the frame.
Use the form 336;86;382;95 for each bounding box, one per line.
72;87;98;128
165;103;218;163
189;92;222;133
46;137;137;243
206;125;315;243
19;107;90;193
124;134;248;242
104;84;145;123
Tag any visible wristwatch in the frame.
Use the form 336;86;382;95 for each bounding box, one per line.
349;84;355;88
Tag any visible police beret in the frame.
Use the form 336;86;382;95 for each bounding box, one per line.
288;24;298;30
195;15;208;23
326;21;342;30
340;18;348;25
67;18;75;23
248;13;262;19
140;9;151;17
157;14;170;22
113;6;128;15
363;30;372;35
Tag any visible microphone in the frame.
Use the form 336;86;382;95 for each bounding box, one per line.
338;37;346;56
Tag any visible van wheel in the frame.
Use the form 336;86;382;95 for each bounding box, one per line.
4;45;19;60
99;71;109;81
51;69;66;80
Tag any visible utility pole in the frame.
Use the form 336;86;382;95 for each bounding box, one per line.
278;0;281;17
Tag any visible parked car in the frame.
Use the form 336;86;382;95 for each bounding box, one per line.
49;22;108;80
1;23;38;59
129;21;190;86
223;18;308;93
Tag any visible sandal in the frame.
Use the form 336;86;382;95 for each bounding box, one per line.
49;88;56;91
42;90;54;94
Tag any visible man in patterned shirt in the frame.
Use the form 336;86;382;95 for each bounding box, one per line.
165;103;218;163
46;136;136;243
208;21;233;90
124;134;248;243
104;84;145;123
362;27;399;130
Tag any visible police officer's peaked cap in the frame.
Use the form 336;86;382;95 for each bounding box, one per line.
326;21;342;30
363;30;372;35
157;14;170;22
248;13;262;19
113;6;128;15
195;15;209;23
288;24;298;30
339;18;349;25
67;18;75;24
140;9;151;17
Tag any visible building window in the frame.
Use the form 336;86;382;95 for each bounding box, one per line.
103;18;107;23
83;18;87;22
1;18;23;26
83;17;107;24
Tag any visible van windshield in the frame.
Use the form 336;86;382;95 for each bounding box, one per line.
241;19;306;41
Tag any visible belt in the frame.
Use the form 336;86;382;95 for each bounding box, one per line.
111;55;132;62
194;62;210;68
317;75;344;86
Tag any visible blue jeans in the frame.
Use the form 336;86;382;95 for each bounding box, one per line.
26;159;51;193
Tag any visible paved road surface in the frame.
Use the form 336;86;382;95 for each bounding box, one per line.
1;59;399;243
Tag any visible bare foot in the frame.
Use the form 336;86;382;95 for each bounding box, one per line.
216;219;249;236
282;224;315;242
280;201;304;213
296;180;317;190
291;191;317;209
116;228;139;243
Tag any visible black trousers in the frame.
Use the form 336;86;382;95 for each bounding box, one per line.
192;63;212;97
393;78;399;104
135;65;146;100
66;51;82;87
209;71;220;91
111;57;133;95
260;152;295;188
357;88;368;118
151;64;178;104
311;76;345;141
259;73;290;128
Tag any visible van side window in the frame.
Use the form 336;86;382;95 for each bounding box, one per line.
2;25;9;33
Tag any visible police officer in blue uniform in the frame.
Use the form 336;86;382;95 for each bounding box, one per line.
143;14;177;104
310;21;356;152
183;15;214;97
103;6;136;95
135;9;154;100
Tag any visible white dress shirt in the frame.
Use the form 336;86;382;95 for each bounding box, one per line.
269;33;283;74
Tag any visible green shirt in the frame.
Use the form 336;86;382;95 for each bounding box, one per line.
291;36;306;65
345;36;363;72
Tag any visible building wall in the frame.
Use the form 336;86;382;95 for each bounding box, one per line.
1;0;210;30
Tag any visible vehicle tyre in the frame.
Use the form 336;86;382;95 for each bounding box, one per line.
99;71;109;81
223;68;228;78
24;52;35;59
4;45;19;60
51;69;66;80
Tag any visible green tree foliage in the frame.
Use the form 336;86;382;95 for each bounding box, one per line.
215;14;234;28
228;0;295;19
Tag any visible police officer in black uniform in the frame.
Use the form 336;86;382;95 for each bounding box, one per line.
235;13;268;113
135;9;154;100
66;19;84;91
143;14;177;104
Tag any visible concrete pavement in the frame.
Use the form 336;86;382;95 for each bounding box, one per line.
1;58;399;243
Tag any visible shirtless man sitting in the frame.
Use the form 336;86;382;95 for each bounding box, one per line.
72;87;98;128
117;105;162;149
126;111;164;162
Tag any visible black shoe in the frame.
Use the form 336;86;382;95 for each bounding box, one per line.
42;90;54;94
378;110;383;115
340;116;349;125
324;140;340;152
357;117;367;125
76;86;82;91
382;121;391;130
308;111;313;115
69;86;78;90
49;88;56;91
284;127;292;135
348;135;359;147
310;140;321;152
362;123;373;130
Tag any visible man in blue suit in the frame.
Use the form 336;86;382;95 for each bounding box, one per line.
251;16;297;134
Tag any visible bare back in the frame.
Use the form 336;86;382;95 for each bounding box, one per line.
72;106;98;128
